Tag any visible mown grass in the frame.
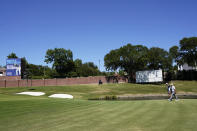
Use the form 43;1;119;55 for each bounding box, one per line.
0;80;197;99
0;94;197;131
0;81;197;131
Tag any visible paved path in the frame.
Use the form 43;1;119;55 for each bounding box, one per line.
117;93;197;100
89;93;197;100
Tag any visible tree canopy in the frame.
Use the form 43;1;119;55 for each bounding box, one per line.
179;37;197;67
44;48;75;77
104;44;150;81
7;53;18;58
147;47;171;70
104;44;172;81
5;36;197;80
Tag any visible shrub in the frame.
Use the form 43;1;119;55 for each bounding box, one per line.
104;95;117;100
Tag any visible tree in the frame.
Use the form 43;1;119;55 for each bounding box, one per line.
104;44;148;81
119;44;149;72
147;47;171;71
7;52;18;58
179;37;197;67
72;60;100;77
74;59;83;68
169;45;180;69
104;49;121;71
44;48;75;77
21;57;28;79
25;64;53;79
79;62;100;77
169;46;179;61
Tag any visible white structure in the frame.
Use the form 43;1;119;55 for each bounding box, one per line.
178;63;197;71
136;70;163;83
0;68;6;76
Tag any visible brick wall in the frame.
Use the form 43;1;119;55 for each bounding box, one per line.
0;76;128;88
0;76;21;80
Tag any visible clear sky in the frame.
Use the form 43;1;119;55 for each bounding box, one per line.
0;0;197;71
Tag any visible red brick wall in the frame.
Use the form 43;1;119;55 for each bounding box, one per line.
0;76;128;88
0;76;21;80
0;80;6;88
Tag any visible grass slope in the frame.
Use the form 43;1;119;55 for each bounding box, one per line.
0;80;197;99
0;94;197;131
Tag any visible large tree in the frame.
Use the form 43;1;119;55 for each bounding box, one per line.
44;48;75;77
169;46;179;63
169;46;179;59
179;37;197;67
104;49;120;71
104;44;148;81
119;44;148;74
147;47;171;71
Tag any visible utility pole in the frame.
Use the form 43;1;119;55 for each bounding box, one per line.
99;59;100;71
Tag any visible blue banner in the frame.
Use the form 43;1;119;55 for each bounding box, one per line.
6;58;21;76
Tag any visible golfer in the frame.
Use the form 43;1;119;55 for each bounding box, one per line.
166;83;171;98
169;83;178;101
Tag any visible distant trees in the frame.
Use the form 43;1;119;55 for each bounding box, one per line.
68;59;101;77
44;48;75;77
78;62;100;77
6;36;197;80
105;44;149;72
44;48;101;78
7;52;18;58
104;44;172;81
179;37;197;67
6;49;102;79
104;37;197;81
105;44;149;81
147;47;171;71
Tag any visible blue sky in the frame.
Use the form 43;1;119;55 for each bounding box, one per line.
0;0;197;71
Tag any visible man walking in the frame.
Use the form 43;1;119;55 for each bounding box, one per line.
166;83;171;98
169;83;178;101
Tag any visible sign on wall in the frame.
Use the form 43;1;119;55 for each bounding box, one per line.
6;58;21;76
136;70;163;83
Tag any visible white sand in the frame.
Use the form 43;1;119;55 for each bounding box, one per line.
16;92;45;96
48;94;73;99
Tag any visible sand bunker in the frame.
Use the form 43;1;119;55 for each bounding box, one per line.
16;92;45;96
48;94;73;99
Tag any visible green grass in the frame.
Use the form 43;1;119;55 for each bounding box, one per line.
0;81;197;131
0;80;197;99
0;94;197;131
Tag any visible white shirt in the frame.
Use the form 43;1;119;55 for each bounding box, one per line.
171;85;176;92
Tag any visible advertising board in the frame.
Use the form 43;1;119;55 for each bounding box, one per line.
136;70;163;83
6;58;21;76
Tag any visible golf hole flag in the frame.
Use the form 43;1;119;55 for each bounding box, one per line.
6;58;21;76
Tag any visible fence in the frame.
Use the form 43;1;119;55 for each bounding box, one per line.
0;76;128;88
